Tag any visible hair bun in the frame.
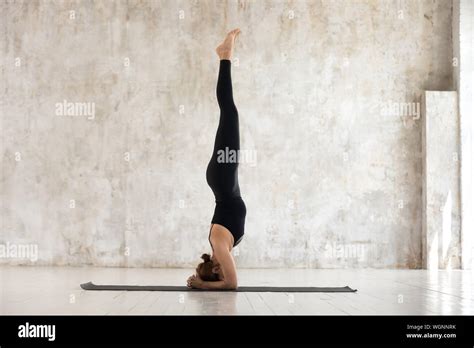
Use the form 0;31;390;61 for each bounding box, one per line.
201;253;211;262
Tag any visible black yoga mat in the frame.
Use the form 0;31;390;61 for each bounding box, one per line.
80;281;357;292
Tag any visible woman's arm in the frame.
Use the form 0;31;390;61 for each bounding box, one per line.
187;276;236;290
211;242;238;288
187;243;238;290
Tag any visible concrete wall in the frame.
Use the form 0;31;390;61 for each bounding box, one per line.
422;91;460;269
1;0;454;268
453;0;474;270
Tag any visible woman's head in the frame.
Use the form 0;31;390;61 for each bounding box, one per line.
196;253;222;281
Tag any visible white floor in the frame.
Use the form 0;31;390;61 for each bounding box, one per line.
1;266;473;315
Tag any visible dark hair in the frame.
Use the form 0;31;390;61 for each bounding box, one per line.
196;253;219;281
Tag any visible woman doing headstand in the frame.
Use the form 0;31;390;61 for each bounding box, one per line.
187;29;245;290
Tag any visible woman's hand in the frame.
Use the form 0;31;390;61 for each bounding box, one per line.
187;274;203;289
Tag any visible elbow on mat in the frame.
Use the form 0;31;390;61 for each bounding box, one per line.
225;282;238;290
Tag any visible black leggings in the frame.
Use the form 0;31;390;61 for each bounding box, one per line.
206;59;246;247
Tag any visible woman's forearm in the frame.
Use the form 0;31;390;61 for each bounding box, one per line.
199;280;237;290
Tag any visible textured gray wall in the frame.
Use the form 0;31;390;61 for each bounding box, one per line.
453;0;474;269
1;0;454;268
422;91;460;269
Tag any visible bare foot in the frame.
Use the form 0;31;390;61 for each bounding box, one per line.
216;28;241;60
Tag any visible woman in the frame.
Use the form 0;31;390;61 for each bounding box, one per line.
187;28;245;290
